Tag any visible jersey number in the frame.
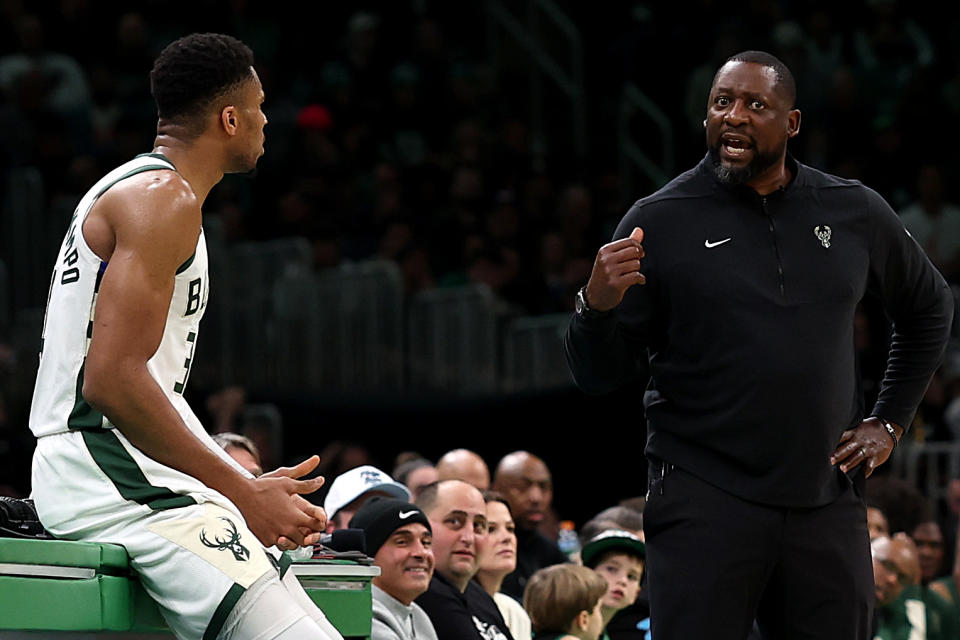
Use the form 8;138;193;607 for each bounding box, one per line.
173;331;197;395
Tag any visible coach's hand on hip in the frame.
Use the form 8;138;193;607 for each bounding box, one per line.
584;227;646;312
831;418;904;477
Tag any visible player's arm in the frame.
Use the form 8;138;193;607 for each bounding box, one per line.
82;174;323;547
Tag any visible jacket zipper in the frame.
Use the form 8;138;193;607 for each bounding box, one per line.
761;196;785;296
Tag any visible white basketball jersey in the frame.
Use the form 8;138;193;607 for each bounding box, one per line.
29;153;210;438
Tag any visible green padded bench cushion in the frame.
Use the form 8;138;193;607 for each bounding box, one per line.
0;541;378;638
0;574;142;631
0;538;129;573
0;538;162;632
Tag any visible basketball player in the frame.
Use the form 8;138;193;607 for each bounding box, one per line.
28;33;342;639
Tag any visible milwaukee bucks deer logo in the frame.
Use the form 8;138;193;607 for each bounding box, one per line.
200;517;250;562
814;225;832;248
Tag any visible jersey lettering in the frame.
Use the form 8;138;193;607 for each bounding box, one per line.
185;278;202;316
60;247;80;285
63;208;81;251
61;267;80;285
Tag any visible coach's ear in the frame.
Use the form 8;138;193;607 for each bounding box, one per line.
220;105;239;136
787;108;801;139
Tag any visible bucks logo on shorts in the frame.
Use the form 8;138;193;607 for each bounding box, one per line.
199;516;250;562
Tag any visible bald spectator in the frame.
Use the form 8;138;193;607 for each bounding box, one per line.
493;451;567;600
414;480;514;640
436;449;490;490
872;534;925;639
872;532;955;639
324;465;411;533
211;431;263;477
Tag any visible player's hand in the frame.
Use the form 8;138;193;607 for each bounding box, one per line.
584;227;646;312
239;455;327;547
276;496;328;551
830;418;901;477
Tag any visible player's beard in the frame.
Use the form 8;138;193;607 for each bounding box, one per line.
708;140;784;186
225;150;260;177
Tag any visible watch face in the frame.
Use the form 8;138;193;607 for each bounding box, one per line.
575;289;585;314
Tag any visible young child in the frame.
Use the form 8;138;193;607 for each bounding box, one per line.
580;529;646;639
523;564;608;640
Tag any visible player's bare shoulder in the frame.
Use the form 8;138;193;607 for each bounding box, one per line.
86;168;200;264
103;169;200;229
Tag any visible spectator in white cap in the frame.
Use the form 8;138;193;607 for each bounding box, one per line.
324;465;411;533
350;497;439;640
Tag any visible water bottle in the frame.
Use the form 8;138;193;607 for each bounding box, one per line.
557;520;581;559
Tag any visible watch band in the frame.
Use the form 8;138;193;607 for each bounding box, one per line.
576;286;609;320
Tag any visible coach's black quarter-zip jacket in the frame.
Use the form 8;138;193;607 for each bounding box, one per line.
566;152;954;507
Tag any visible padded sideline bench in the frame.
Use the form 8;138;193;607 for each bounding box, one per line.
0;538;378;639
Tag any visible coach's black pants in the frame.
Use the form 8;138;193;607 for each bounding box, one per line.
643;461;873;640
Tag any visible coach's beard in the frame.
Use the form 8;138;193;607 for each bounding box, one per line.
708;143;782;187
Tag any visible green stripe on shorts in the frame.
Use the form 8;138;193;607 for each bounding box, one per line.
204;583;246;640
279;552;294;578
81;430;196;510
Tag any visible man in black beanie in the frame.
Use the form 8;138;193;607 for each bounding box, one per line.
350;497;439;640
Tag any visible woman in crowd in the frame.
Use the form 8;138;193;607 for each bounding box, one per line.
475;491;533;640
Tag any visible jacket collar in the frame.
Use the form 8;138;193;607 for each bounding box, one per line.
700;151;804;201
374;584;416;617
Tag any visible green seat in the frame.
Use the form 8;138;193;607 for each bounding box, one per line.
0;537;168;633
0;538;378;638
291;559;380;639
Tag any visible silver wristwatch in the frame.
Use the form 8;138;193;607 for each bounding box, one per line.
575;286;608;320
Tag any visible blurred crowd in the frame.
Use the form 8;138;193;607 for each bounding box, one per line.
3;5;960;634
211;437;960;639
3;1;960;310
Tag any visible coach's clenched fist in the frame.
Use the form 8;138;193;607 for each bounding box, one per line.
583;227;646;312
